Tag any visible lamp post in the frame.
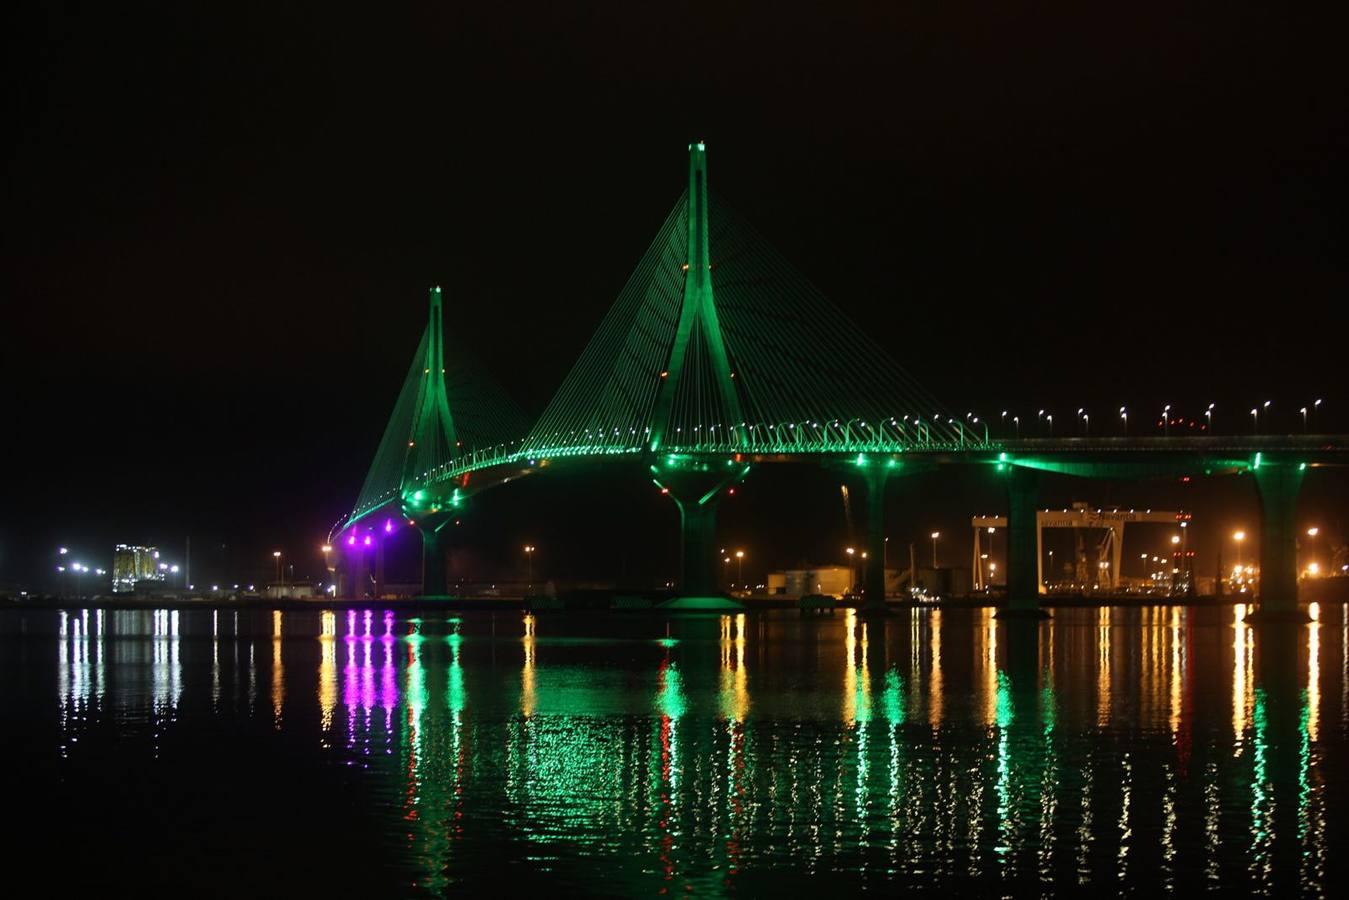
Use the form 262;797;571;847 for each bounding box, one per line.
524;544;535;588
1163;405;1171;436
1233;530;1245;567
273;550;282;584
1120;407;1127;434
1300;407;1308;431
321;545;333;589
1205;403;1214;430
735;549;744;588
930;532;940;568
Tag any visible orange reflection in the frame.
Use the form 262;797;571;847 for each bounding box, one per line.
318;611;336;733
271;610;284;727
1232;604;1253;745
521;613;536;718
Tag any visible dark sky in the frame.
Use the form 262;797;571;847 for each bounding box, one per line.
3;2;1345;587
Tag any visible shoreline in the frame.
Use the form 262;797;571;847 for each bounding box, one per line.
0;592;1282;613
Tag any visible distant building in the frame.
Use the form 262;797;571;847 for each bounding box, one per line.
265;582;316;600
767;566;855;598
112;545;163;593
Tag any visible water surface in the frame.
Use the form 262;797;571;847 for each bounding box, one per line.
2;605;1345;896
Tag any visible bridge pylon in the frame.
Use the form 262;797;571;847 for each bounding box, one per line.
648;142;745;452
651;456;750;598
1248;457;1307;622
999;466;1049;618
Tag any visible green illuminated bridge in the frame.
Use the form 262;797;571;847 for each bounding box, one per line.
335;143;1349;619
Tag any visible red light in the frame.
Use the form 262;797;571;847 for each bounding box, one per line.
728;488;736;495
660;487;669;494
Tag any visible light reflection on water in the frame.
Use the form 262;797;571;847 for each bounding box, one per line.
5;604;1346;895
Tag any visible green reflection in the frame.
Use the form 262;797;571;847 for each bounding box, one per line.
881;668;905;724
657;660;687;720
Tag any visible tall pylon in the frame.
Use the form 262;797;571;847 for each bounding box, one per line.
402;286;458;487
648;143;744;451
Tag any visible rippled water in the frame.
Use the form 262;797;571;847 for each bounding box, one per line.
1;604;1345;896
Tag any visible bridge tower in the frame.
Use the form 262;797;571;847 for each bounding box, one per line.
649;143;751;598
403;286;459;597
339;284;529;598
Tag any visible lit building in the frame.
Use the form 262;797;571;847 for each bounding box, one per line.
112;545;163;593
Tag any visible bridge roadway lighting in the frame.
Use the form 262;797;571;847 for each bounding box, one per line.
273;550;282;584
1162;405;1171;436
1120;407;1127;433
1046;414;1053;434
1233;530;1246;566
1251;408;1259;432
735;549;744;587
930;532;940;568
1314;398;1322;429
1206;403;1214;430
524;544;536;587
1301;407;1308;430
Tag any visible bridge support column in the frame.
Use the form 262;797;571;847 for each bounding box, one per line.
1249;462;1306;622
419;522;451;598
654;461;751;597
1000;466;1048;618
678;501;719;596
861;465;891;614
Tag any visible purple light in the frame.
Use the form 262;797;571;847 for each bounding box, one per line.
384;518;393;534
363;535;372;547
347;535;356;547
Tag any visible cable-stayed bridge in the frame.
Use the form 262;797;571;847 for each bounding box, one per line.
335;144;1349;618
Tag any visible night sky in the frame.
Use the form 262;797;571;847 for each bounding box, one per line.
4;3;1344;588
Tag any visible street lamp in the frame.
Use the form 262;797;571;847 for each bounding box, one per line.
1120;407;1127;433
1046;414;1053;435
524;544;535;587
1313;398;1322;429
735;549;745;587
273;550;282;584
1250;408;1259;432
1205;403;1214;430
1300;407;1308;431
1233;530;1246;566
1012;415;1020;436
1162;405;1171;436
930;532;940;568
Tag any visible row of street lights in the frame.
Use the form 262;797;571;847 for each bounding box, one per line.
976;400;1325;436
